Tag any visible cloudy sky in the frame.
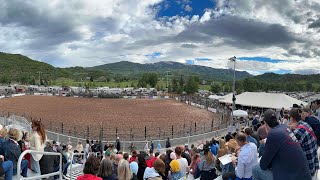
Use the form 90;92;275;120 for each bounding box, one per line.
0;0;320;75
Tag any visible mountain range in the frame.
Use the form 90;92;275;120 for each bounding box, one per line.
0;52;319;86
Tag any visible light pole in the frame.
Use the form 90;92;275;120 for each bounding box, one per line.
229;56;236;125
166;71;170;89
37;71;42;86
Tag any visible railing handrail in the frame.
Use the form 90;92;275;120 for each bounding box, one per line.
17;150;63;180
46;126;228;143
69;152;85;180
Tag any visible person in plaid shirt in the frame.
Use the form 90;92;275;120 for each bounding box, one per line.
289;108;319;177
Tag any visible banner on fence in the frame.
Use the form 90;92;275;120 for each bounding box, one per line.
208;107;217;113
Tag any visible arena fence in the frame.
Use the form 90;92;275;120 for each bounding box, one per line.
0;112;232;151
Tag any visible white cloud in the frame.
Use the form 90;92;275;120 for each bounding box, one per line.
0;0;319;75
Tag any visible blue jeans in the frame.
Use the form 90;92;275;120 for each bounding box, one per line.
2;160;13;180
252;164;273;180
13;159;28;177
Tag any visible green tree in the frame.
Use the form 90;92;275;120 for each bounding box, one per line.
171;77;178;92
90;76;94;82
304;82;313;91
179;75;184;87
210;83;221;93
185;75;199;94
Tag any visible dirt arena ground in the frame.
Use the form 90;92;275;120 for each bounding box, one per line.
0;96;218;140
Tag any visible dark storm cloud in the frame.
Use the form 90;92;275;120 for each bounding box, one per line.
179;16;298;47
180;44;199;48
308;19;320;29
0;1;82;49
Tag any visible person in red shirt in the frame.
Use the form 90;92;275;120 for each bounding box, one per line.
129;150;138;163
77;156;102;180
146;150;157;168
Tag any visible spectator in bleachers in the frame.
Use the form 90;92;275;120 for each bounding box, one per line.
315;100;320;120
85;139;92;159
5;128;28;177
174;146;189;177
153;159;166;180
137;154;147;180
143;161;160;180
281;114;290;126
197;143;217;180
168;160;182;180
189;148;200;176
252;115;260;130
19;132;31;168
150;141;154;153
146;149;157;168
159;154;166;165
0;154;13;180
225;133;233;142
257;122;269;157
301;107;320;146
123;153;129;161
165;138;171;148
181;146;191;166
129;150;137;163
223;132;257;180
116;137;121;153
210;138;219;156
157;143;161;153
76;141;84;153
244;127;258;147
98;158;115;180
216;139;234;176
252;109;311;180
118;159;133;180
92;141;98;153
129;161;138;180
128;143;137;154
289;108;319;177
30;120;46;174
0;127;8;156
251;126;260;147
39;140;59;179
77;155;102;180
60;145;71;178
112;154;123;180
164;150;173;177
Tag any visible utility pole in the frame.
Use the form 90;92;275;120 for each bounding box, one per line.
229;56;237;126
37;71;42;86
166;71;170;89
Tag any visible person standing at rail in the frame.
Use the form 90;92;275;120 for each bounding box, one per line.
29;119;46;174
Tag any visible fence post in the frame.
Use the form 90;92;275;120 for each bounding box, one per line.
171;125;174;138
145;127;147;140
211;119;214;131
183;123;185;136
116;128;118;138
194;122;197;134
61;123;64;134
87;126;90;139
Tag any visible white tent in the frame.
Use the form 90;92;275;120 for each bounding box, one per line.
232;110;248;117
219;92;308;109
208;95;225;100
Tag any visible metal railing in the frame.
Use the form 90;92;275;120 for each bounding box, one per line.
17;150;63;180
68;152;85;180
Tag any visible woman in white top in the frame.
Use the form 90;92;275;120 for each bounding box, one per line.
30;120;46;174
